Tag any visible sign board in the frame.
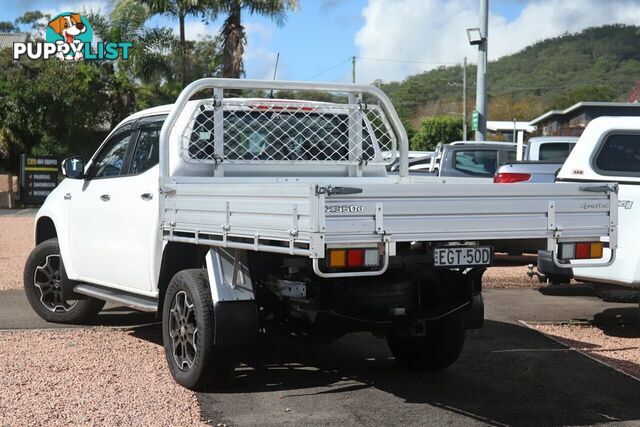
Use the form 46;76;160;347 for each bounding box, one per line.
472;110;479;131
20;155;59;205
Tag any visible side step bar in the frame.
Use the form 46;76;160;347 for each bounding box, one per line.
74;284;158;312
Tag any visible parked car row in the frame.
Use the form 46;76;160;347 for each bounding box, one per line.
397;126;637;300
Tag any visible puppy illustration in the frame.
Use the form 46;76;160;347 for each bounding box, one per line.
48;14;86;61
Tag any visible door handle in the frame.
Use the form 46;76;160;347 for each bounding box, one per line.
64;193;71;200
100;194;110;202
140;193;153;201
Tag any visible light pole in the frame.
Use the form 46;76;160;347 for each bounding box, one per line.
467;0;488;141
462;57;467;141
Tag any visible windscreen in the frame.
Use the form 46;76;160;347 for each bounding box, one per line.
539;142;576;162
454;150;498;176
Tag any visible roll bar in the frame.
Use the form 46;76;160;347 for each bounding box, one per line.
158;78;410;181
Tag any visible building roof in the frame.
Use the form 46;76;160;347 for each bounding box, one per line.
0;32;28;49
529;101;640;126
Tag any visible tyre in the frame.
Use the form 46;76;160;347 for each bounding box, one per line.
162;269;236;390
387;322;466;371
23;238;105;324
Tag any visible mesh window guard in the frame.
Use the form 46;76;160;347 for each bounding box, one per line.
180;99;397;165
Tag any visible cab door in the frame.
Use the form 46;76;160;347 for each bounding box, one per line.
108;116;166;293
67;123;134;287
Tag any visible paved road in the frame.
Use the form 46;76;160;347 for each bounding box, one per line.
197;289;640;427
0;208;37;217
0;289;156;329
2;288;638;426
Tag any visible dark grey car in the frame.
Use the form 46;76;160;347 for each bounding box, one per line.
433;141;518;178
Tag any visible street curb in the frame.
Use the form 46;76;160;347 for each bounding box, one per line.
520;320;640;383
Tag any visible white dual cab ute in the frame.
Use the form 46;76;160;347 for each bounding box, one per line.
537;117;640;291
24;79;618;390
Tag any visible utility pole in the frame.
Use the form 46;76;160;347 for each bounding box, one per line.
374;79;382;107
352;56;356;83
462;57;467;141
475;0;488;141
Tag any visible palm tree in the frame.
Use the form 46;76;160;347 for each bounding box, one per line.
212;0;298;78
95;6;177;84
114;0;214;87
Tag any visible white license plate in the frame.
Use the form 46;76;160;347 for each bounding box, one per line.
434;246;492;267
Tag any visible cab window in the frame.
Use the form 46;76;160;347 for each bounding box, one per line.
594;134;640;176
90;126;132;179
130;119;164;174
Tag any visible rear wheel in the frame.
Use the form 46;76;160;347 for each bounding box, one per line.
162;269;236;390
387;322;466;371
23;238;104;323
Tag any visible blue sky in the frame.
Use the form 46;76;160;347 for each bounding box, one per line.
3;1;637;84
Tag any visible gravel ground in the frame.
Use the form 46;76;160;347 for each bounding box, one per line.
533;323;640;380
0;327;206;426
483;264;541;289
0;216;34;291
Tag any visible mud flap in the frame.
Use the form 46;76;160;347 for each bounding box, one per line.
460;293;484;329
214;300;259;346
205;248;258;346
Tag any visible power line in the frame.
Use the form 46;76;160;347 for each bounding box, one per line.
304;56;462;82
357;57;461;66
304;57;352;81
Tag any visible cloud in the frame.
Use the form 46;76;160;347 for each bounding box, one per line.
182;20;215;41
55;0;109;15
355;0;640;83
243;21;287;80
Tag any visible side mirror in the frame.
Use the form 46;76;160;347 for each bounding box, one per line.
61;156;85;179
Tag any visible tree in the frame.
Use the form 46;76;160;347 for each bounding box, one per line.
15;11;51;37
212;0;298;78
92;8;177;85
410;116;464;151
115;0;215;87
0;10;140;172
0;50;118;167
550;85;615;110
0;21;18;33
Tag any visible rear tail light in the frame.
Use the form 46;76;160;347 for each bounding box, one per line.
327;248;380;269
559;242;604;261
494;172;531;183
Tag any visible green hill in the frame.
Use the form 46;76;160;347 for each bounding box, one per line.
381;24;640;130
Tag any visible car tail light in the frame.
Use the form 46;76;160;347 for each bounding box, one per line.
559;242;604;261
327;248;380;269
494;172;531;183
329;249;347;268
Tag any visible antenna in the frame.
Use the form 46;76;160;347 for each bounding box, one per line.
269;52;280;98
